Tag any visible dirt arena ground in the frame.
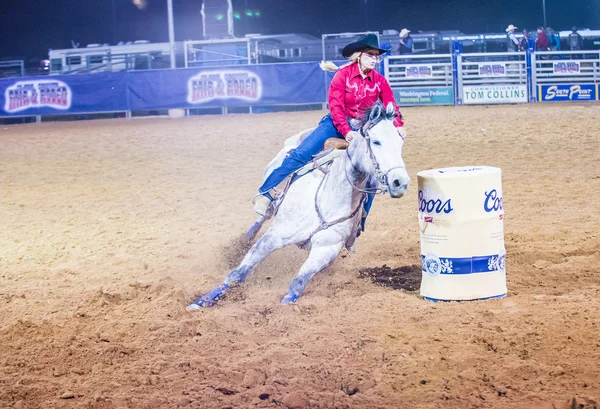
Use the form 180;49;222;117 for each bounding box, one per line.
1;103;599;409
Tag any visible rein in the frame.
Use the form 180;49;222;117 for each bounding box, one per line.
299;157;365;248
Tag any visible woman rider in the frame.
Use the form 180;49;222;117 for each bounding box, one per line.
253;34;406;220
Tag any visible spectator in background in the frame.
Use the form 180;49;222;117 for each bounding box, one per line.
546;27;561;51
506;24;519;52
518;29;530;51
536;26;550;51
568;26;584;50
398;29;414;55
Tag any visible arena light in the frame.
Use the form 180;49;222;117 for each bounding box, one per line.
254;10;261;17
245;10;253;17
216;13;224;20
234;12;241;19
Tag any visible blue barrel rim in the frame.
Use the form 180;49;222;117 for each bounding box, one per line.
423;293;507;303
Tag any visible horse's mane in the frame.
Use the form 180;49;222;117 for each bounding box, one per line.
357;101;402;128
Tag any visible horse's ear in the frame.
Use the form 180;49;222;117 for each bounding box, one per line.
369;103;382;122
386;102;395;117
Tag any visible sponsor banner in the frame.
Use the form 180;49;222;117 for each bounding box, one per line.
0;62;327;116
538;83;598;102
393;86;453;106
463;84;527;104
125;63;327;111
553;61;580;75
0;72;127;116
478;63;506;77
4;80;72;113
405;65;433;78
187;70;262;104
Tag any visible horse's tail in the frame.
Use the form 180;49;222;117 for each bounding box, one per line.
246;216;265;241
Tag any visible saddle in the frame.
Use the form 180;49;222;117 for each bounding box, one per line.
294;138;349;178
323;138;349;151
264;137;350;218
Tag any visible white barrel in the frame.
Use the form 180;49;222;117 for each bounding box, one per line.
417;166;507;301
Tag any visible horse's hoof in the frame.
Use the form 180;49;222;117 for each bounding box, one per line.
186;303;201;311
280;293;298;305
188;283;229;309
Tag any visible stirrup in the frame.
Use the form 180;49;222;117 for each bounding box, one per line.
252;194;272;217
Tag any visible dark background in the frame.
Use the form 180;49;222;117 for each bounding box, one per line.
1;0;598;60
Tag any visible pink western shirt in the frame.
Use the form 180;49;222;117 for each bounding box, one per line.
328;62;404;137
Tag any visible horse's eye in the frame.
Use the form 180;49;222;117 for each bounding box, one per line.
372;140;381;146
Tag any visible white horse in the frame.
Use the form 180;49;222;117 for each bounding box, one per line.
187;101;410;309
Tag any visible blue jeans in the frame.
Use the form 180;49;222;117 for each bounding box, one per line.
258;114;375;230
259;114;344;194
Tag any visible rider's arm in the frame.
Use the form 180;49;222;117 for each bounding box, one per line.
378;76;404;128
328;70;353;138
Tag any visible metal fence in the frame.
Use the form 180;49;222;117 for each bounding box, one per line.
532;50;600;85
0;60;25;78
184;38;257;68
386;48;600;106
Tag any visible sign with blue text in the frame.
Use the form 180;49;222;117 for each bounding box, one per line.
538;84;598;102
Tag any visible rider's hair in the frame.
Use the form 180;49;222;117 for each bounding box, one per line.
319;52;362;72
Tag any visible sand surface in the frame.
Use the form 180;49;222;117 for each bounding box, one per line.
1;103;599;409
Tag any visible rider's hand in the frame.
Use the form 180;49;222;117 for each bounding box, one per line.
396;126;407;139
345;131;360;142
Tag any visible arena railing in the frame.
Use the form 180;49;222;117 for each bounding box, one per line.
184;38;258;68
532;50;600;102
2;49;600;123
456;51;529;105
384;54;454;106
532;50;600;85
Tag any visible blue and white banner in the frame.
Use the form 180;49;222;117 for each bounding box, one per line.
538;84;598;102
1;72;127;116
0;62;328;117
126;63;327;111
421;252;506;275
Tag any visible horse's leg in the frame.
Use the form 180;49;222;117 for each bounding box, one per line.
281;237;344;304
187;233;283;310
246;215;265;241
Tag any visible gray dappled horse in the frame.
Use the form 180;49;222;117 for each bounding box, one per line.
187;101;410;309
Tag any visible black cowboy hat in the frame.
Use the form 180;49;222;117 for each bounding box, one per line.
341;34;388;58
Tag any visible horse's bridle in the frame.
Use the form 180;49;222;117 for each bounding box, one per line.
303;122;405;243
344;123;406;195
